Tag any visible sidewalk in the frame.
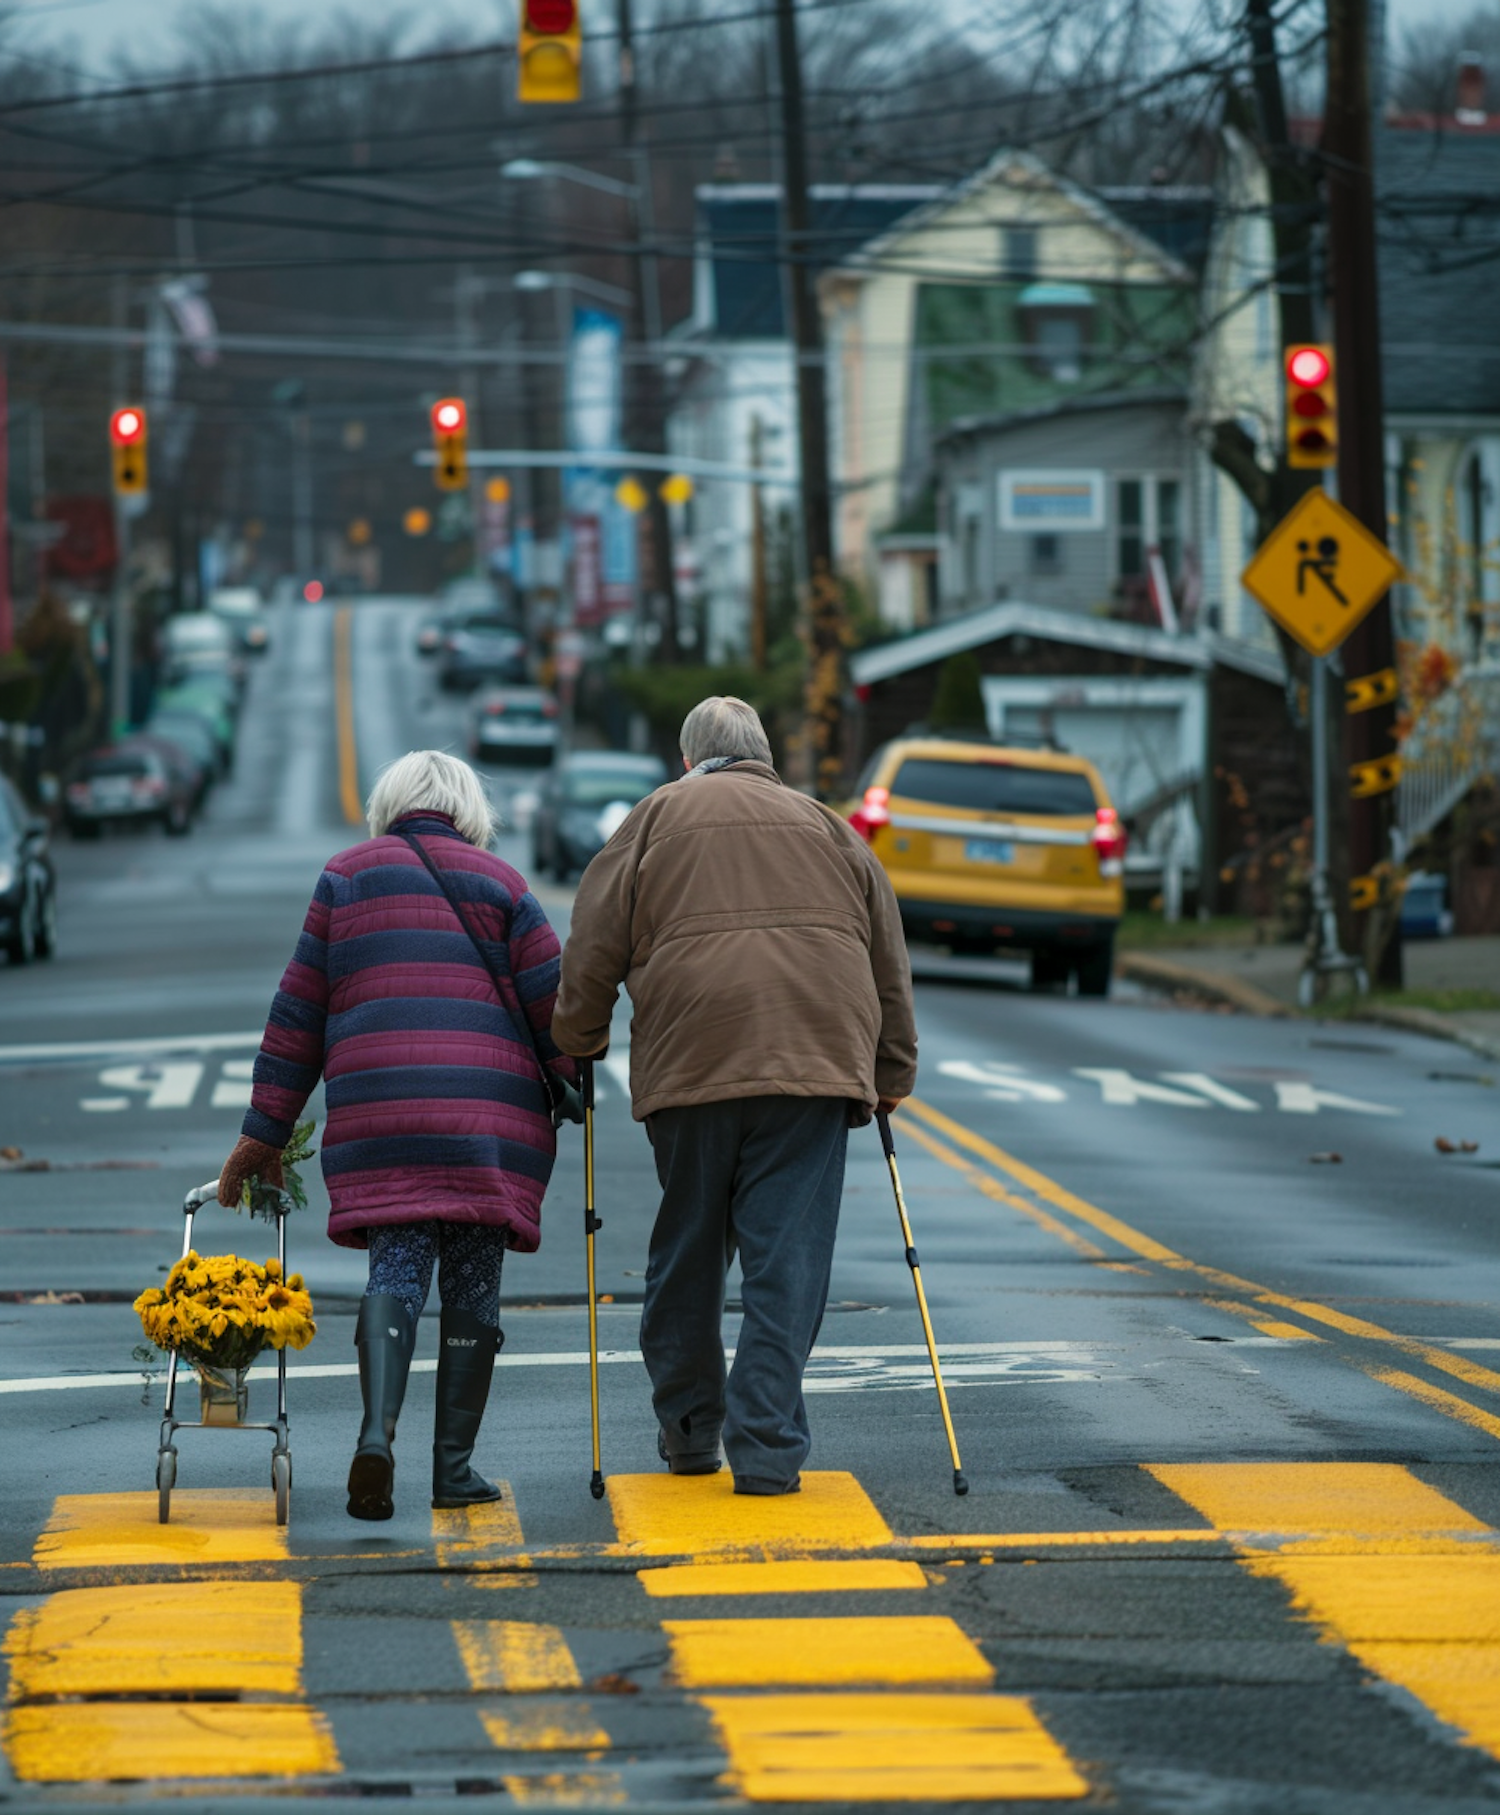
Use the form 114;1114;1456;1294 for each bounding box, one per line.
1118;933;1500;1061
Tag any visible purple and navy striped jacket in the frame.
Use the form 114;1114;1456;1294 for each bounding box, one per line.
241;811;575;1251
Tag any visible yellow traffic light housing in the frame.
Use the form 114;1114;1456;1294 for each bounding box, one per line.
430;397;468;492
109;406;149;495
518;0;581;102
1285;344;1337;470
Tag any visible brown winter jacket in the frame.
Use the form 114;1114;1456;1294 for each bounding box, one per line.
551;760;917;1120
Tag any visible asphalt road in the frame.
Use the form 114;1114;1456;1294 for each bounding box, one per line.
3;596;1500;1813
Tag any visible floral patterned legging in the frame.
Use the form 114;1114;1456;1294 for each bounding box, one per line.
365;1222;506;1328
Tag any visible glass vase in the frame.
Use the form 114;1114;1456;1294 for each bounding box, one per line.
195;1359;252;1426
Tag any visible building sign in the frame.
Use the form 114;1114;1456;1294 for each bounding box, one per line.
998;470;1105;532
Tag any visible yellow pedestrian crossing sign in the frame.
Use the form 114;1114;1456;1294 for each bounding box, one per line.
1241;489;1402;658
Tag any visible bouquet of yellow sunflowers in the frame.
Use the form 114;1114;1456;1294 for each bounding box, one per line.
135;1252;317;1371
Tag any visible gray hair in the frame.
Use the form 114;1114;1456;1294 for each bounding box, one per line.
366;750;500;847
680;696;773;769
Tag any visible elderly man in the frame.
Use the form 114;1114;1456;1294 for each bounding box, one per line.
552;697;917;1495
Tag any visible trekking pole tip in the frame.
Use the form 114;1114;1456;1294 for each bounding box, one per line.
590;1471;606;1500
953;1469;969;1497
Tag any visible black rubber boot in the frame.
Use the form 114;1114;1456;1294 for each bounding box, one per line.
431;1308;504;1509
347;1294;417;1522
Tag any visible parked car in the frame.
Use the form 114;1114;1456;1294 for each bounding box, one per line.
161;612;245;694
65;744;195;838
469;687;560;767
846;735;1126;994
208;586;271;655
531;751;669;880
415;602;463;658
117;732;212;814
154;683;236;771
0;775;58;963
438;614;528;691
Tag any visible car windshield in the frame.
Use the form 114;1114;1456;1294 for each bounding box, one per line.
890;758;1098;818
461;616;517;636
488;700;548;723
83;755;152;779
166;618;231;649
564;770;660;809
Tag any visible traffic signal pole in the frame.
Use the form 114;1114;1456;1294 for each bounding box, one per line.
1325;0;1403;986
773;0;845;796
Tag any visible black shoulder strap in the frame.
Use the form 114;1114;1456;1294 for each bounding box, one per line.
396;829;555;1095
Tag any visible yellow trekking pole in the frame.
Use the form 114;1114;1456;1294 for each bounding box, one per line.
583;1058;605;1499
877;1109;968;1496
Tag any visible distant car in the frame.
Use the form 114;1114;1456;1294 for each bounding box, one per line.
415;603;463;658
438;614;528;691
469;687;560;767
143;711;225;786
161;613;245;695
531;751;669;881
117;732;212;814
208;586;271;656
0;775;58;963
155;683;236;768
846;735;1126;994
65;744;195;838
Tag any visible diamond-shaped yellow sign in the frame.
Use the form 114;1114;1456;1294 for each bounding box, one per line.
1241;490;1402;658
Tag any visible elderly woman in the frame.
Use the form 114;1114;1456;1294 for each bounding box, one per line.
218;750;576;1522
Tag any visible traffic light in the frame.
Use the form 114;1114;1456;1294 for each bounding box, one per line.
1285;344;1337;470
430;397;468;492
109;406;148;495
518;0;581;102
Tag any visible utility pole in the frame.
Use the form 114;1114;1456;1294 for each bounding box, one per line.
617;0;678;662
750;414;768;671
774;0;844;794
109;276;132;734
1325;0;1403;985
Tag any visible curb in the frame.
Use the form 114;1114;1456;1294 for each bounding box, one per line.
1116;952;1294;1019
1348;1003;1500;1064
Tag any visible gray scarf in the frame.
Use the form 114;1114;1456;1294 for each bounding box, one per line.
680;755;744;781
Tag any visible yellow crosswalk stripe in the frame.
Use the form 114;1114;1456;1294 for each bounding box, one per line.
454;1620;585;1692
666;1615;994;1689
502;1768;627;1803
34;1489;287;1569
4;1703;339;1785
481;1702;612;1751
606;1470;894;1556
640;1560;928;1597
701;1694;1088;1801
1151;1463;1500;1765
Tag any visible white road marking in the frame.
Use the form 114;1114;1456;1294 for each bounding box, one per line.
1272;1081;1400;1116
1160;1072;1261;1112
210;1058;257;1110
0;1032;261;1064
1074;1069;1209;1109
78;1098;130;1112
601;1054;632;1103
0;1340;1141;1398
937;1060;1067;1102
96;1062;205;1111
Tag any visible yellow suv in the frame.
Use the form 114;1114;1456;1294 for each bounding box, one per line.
847;736;1126;994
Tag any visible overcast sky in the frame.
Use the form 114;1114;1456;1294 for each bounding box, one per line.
5;0;1486;87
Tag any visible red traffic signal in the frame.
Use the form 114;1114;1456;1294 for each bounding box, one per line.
430;397;468;492
1284;344;1337;470
518;0;582;102
110;406;146;446
431;397;467;435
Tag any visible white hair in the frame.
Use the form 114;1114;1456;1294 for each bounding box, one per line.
680;696;774;769
366;750;500;847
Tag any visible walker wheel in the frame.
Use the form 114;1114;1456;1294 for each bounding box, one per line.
156;1449;176;1525
272;1452;290;1526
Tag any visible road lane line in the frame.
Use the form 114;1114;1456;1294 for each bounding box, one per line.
0;1030;262;1063
481;1704;612;1752
333;604;363;827
4;1702;339;1784
639;1560;928;1597
899;1096;1500;1436
665;1616;993;1688
1151;1463;1500;1767
897;1117;1106;1259
454;1621;584;1692
700;1694;1088;1802
606;1471;894;1557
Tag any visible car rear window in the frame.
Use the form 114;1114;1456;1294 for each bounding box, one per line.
890;758;1097;817
84;755;152;780
564;772;660;809
489;701;547;723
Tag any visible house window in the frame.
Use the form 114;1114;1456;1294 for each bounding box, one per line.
1117;475;1183;587
1002;226;1037;278
962;514;981;602
1118;479;1145;578
1158;478;1181;579
1030;533;1062;575
1016;282;1093;384
1034;314;1083;383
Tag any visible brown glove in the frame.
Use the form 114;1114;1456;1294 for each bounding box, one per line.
218;1136;284;1208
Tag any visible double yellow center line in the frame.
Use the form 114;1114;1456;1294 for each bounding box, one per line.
898;1095;1500;1446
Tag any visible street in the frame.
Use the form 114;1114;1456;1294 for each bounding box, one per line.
2;597;1498;1810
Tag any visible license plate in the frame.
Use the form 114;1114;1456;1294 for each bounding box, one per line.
964;838;1013;865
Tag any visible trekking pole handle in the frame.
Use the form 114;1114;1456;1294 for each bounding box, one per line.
876;1108;896;1158
582;1056;595;1110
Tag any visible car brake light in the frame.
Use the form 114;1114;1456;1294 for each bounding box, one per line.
132;776;166;801
67;782;89;801
848;785;891;842
1091;807;1128;875
488;702;507;717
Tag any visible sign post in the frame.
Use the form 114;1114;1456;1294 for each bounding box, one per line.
1241;488;1402;1007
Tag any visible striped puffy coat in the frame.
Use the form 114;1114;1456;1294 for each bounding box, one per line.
240;811;575;1251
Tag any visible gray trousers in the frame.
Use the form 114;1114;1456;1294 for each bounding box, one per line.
641;1095;849;1485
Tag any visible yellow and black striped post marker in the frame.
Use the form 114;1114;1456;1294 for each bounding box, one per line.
583;1059;605;1499
876;1109;968;1496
